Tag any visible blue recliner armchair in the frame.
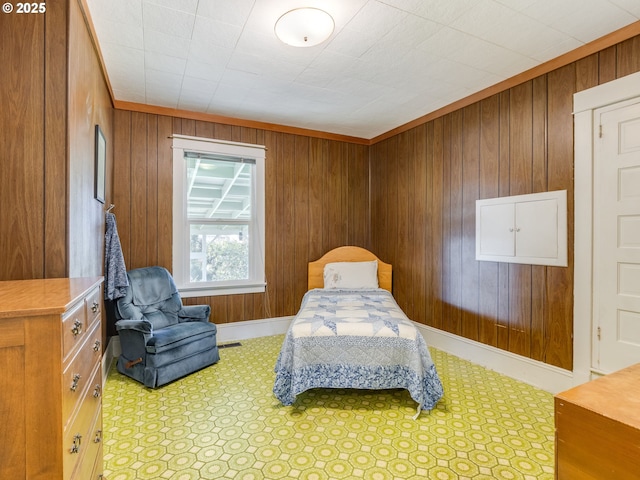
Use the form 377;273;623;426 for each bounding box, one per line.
115;266;220;388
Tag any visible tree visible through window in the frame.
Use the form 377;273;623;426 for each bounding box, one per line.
190;232;249;282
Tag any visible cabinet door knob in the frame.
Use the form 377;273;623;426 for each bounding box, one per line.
93;384;102;398
94;429;103;443
91;302;99;313
93;339;101;352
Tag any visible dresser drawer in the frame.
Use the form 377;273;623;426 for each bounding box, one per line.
62;299;88;361
84;286;102;331
70;406;102;480
63;362;102;480
62;321;102;428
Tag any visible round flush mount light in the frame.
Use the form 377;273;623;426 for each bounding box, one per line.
274;7;335;47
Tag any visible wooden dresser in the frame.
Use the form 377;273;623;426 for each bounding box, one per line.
555;363;640;479
0;277;104;480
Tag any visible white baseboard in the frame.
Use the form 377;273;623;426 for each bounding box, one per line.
416;324;575;394
217;316;294;343
105;315;577;394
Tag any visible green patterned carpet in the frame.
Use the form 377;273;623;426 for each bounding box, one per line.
103;335;555;479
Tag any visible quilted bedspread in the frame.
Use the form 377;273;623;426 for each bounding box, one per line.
273;289;444;411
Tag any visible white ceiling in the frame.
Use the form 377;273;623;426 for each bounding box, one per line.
86;0;640;139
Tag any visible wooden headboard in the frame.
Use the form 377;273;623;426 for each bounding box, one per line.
308;246;392;292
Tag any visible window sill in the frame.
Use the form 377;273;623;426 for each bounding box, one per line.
178;282;266;298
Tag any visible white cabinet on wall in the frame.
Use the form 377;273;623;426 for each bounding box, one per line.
476;190;567;266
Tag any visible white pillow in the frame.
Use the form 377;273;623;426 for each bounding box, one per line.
323;260;378;289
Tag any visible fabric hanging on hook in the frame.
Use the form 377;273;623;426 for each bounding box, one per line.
105;211;129;300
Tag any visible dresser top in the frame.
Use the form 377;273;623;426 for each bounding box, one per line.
0;277;103;318
556;362;640;430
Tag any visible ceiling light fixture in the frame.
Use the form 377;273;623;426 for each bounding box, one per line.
274;7;335;47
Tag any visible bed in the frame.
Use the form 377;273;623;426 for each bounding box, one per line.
273;246;444;415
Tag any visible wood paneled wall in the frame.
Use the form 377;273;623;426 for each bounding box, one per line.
112;112;370;325
0;0;67;279
370;34;640;371
68;0;114;278
0;0;111;281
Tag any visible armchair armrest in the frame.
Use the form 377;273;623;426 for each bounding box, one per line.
115;319;153;333
178;305;211;323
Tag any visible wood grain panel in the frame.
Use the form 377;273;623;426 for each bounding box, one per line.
508;82;533;358
157;116;173;268
478;96;500;346
531;76;548;362
449;111;463;336
461;104;480;341
294;136;310;309
0;11;44;280
396;131;411;316
281;134;296;315
44;0;68;278
129;112;149;270
263;131;278;320
441;115;453;334
145;115;159;266
413;126;427;324
308;137;324;263
348;144;370;250
576;53;599;92
497;91;511;352
617;35;640;78
599;45;618;83
545;64;576;369
113;110;132;265
370;141;388;265
430;118;444;331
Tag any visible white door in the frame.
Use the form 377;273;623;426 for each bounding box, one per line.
593;100;640;373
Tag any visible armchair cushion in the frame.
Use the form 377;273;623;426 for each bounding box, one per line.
179;305;211;322
115;319;152;333
129;266;176;305
146;321;218;354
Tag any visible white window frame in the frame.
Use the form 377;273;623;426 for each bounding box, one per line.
172;134;266;297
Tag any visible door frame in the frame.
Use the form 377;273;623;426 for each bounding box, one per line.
573;70;640;383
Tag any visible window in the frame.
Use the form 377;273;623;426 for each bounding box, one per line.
172;135;266;297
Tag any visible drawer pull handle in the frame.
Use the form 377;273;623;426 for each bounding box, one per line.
70;434;82;454
91;301;99;313
94;429;102;443
70;373;81;392
93;384;102;398
93;339;101;352
71;319;83;336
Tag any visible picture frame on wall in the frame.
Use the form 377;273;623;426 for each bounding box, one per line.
95;124;106;204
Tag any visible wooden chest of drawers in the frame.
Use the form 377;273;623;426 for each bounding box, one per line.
0;277;104;480
555;363;640;479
